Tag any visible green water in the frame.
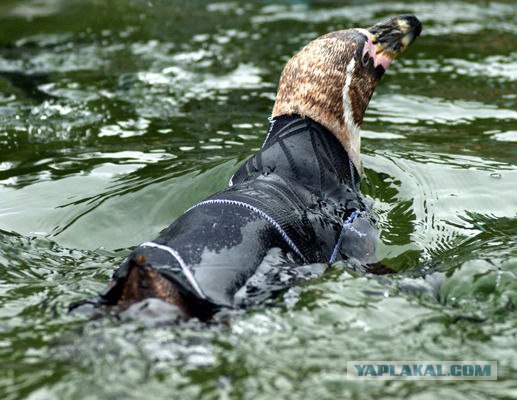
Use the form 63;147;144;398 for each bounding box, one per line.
0;0;516;398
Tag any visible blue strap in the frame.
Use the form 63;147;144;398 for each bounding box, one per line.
329;210;360;263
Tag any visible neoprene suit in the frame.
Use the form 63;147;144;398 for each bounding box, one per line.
102;115;379;311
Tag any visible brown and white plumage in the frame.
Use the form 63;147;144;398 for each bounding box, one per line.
273;15;422;169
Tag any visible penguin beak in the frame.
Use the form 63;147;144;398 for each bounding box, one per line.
367;15;422;61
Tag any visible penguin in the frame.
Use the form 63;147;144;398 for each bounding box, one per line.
95;15;422;320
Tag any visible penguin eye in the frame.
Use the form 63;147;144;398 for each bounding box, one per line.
362;51;370;66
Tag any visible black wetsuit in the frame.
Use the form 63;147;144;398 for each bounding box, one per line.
103;115;378;311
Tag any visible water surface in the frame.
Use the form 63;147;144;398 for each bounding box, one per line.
0;1;516;399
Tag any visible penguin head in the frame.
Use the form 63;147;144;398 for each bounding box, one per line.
272;15;422;170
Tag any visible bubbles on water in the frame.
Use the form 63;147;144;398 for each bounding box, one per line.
7;0;63;18
99;117;150;138
0;161;14;171
369;94;517;125
490;131;517;143
447;54;517;81
362;130;405;140
207;2;248;14
396;53;517;85
252;1;516;36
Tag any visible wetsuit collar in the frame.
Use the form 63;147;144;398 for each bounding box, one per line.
265;114;361;189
